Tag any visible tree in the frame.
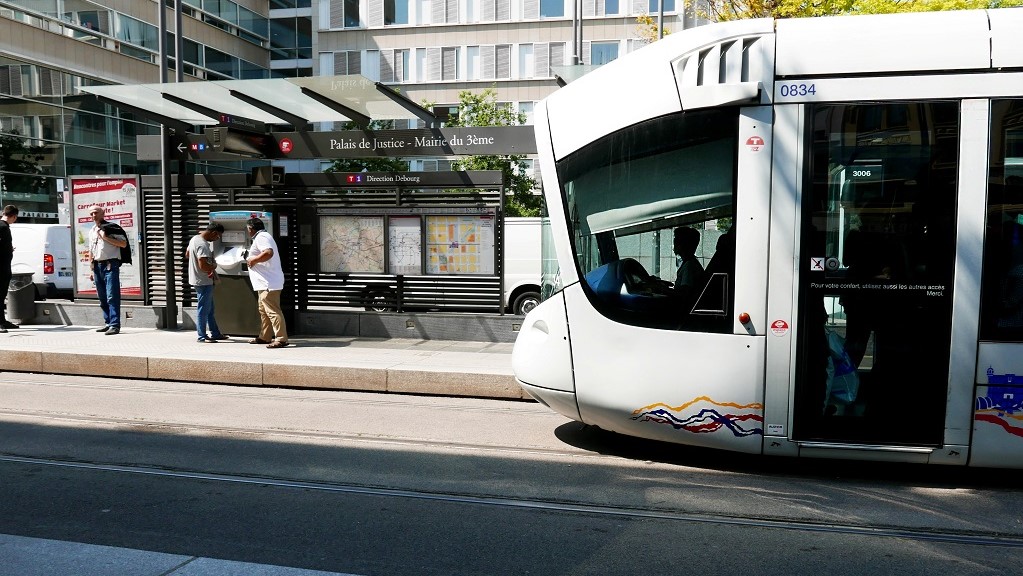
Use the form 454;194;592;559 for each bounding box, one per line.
0;130;47;197
447;87;541;217
636;13;671;42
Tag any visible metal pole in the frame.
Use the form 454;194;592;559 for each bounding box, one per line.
571;0;580;64
658;0;664;40
158;1;178;329
174;1;184;83
577;0;584;62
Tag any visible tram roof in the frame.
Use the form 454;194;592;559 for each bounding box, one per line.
81;75;435;130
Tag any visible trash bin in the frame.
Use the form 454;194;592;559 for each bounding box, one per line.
7;270;36;322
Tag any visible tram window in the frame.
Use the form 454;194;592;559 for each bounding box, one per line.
980;99;1023;341
557;109;738;331
796;101;958;445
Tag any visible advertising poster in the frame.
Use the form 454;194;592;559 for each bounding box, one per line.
70;176;142;298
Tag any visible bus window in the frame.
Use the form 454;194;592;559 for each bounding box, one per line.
556;109;738;331
980;99;1023;340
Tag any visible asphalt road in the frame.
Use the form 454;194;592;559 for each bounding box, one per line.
1;373;1022;575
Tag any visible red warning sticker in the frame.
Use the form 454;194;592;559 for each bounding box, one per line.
770;319;789;336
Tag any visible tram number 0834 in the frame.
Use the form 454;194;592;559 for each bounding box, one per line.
778;83;816;97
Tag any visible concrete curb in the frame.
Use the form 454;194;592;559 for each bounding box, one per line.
0;327;525;400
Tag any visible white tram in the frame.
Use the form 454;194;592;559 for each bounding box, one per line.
512;8;1023;467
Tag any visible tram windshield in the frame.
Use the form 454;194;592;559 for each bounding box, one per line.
556;109;738;331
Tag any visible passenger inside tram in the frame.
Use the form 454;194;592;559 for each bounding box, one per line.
672;226;705;304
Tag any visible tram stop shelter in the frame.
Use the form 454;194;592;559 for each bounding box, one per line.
80;75;537;335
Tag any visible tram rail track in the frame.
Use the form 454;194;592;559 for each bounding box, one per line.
5;372;1023;551
3;453;1023;550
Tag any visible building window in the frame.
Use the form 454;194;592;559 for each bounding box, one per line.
467;46;481;81
528;42;564;78
442;47;459;81
334;50;362;75
540;0;564;17
431;0;458;23
647;0;674;12
380;49;409;82
480;0;510;21
518;101;535;125
330;0;361;28
590;41;619;66
385;0;410;25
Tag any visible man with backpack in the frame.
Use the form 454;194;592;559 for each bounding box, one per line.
88;204;128;335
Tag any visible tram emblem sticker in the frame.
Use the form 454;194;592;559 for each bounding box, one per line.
770;319;789;336
279;137;294;154
745;136;765;152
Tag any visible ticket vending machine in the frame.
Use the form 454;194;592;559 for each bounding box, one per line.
209;209;272;336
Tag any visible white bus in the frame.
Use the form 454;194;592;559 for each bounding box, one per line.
512;8;1023;467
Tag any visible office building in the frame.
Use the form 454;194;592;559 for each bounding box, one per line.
1;0;690;218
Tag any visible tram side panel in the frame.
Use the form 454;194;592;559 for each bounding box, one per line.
973;346;1023;468
563;283;766;454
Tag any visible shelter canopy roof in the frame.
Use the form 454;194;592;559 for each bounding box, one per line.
82;75;433;128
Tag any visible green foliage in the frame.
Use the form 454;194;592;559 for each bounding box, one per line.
325;156;409;173
447;87;541;217
688;0;1022;21
636;13;671;41
0;131;47;195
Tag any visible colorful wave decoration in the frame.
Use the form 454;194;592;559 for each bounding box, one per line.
631;396;764;437
975;385;1023;438
975;412;1023;438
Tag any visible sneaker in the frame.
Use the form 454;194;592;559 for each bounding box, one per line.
197;337;217;343
105;326;120;335
96;326;111;333
211;334;230;340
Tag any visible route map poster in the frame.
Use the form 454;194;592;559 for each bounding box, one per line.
70;175;142;299
319;215;386;273
425;215;495;275
388;216;422;275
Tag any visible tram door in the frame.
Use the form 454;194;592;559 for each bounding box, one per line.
792;102;959;446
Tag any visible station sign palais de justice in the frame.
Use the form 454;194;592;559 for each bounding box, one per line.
166;126;537;161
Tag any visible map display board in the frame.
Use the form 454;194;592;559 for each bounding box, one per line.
425;215;496;275
388;217;423;274
320;215;386;273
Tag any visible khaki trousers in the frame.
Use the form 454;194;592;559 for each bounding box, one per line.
257;289;288;343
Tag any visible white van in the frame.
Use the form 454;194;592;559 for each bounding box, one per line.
503;217;542;315
10;223;74;299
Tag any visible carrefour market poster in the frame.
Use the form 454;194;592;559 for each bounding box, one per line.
70;176;142;298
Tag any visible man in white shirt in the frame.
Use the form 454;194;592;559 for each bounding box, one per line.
88;205;128;335
244;217;288;348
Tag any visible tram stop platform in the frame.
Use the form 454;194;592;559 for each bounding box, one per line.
0;322;522;400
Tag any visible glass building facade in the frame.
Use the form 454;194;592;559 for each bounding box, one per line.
0;0;276;220
0;55;160;219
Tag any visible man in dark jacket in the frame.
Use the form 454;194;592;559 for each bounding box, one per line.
0;205;18;332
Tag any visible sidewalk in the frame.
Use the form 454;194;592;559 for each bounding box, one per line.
0;324;523;400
